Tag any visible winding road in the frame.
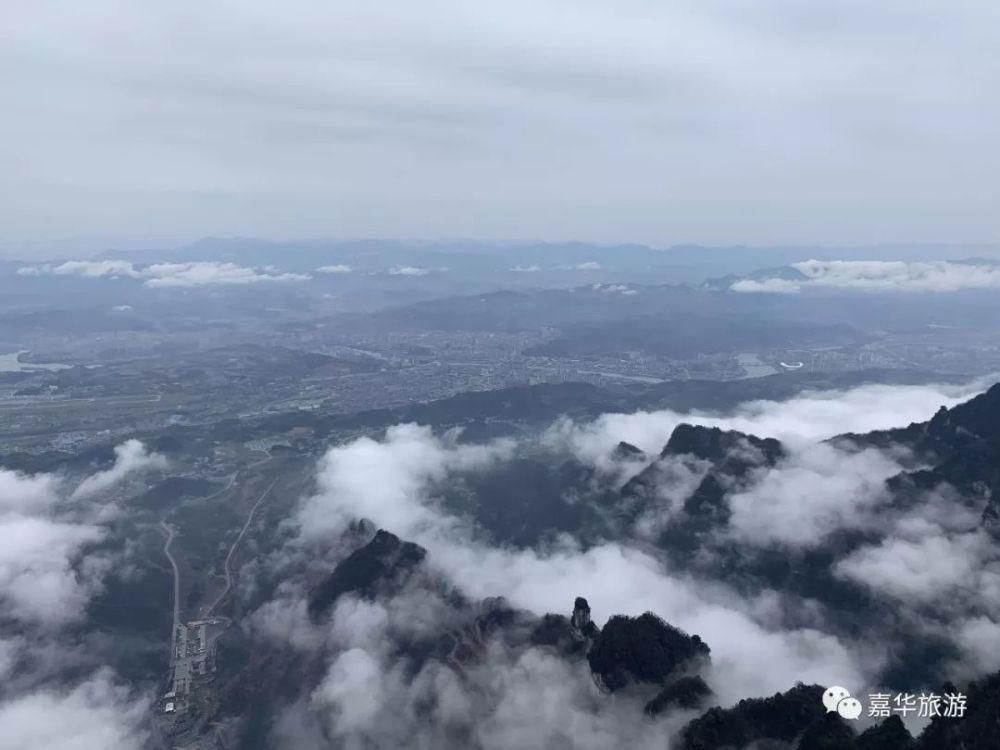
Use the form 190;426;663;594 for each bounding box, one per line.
159;474;237;652
159;521;180;665
205;477;279;617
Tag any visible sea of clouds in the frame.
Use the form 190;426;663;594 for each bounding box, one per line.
248;378;996;747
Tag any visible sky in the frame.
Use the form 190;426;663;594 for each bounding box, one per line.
2;0;998;249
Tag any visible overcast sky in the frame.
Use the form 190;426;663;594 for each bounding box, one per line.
2;0;998;250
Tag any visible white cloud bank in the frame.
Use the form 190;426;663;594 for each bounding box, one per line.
388;265;431;276
545;381;984;462
0;466;105;626
591;283;638;295
316;264;352;274
18;260;310;287
0;515;104;625
0;670;148;750
298;425;514;544
546;380;994;554
0;447;156;749
731;260;1000;294
1;440;163;626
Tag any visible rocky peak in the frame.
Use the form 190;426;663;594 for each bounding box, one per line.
571;596;592;631
622;425;781;516
530;596;600;655
588;611;710;693
307;528;427;619
612;441;645;460
663;423;784;467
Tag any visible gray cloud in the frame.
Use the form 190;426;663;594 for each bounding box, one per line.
2;1;998;244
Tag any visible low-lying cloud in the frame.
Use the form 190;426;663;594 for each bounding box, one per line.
731;260;1000;294
726;443;904;546
0;443;158;748
18;259;310;287
592;283;638;296
71;439;167;500
0;670;148;750
0;515;104;625
298;425;514;543
836;532;998;606
0;463;118;626
388;265;431;276
545;381;983;460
